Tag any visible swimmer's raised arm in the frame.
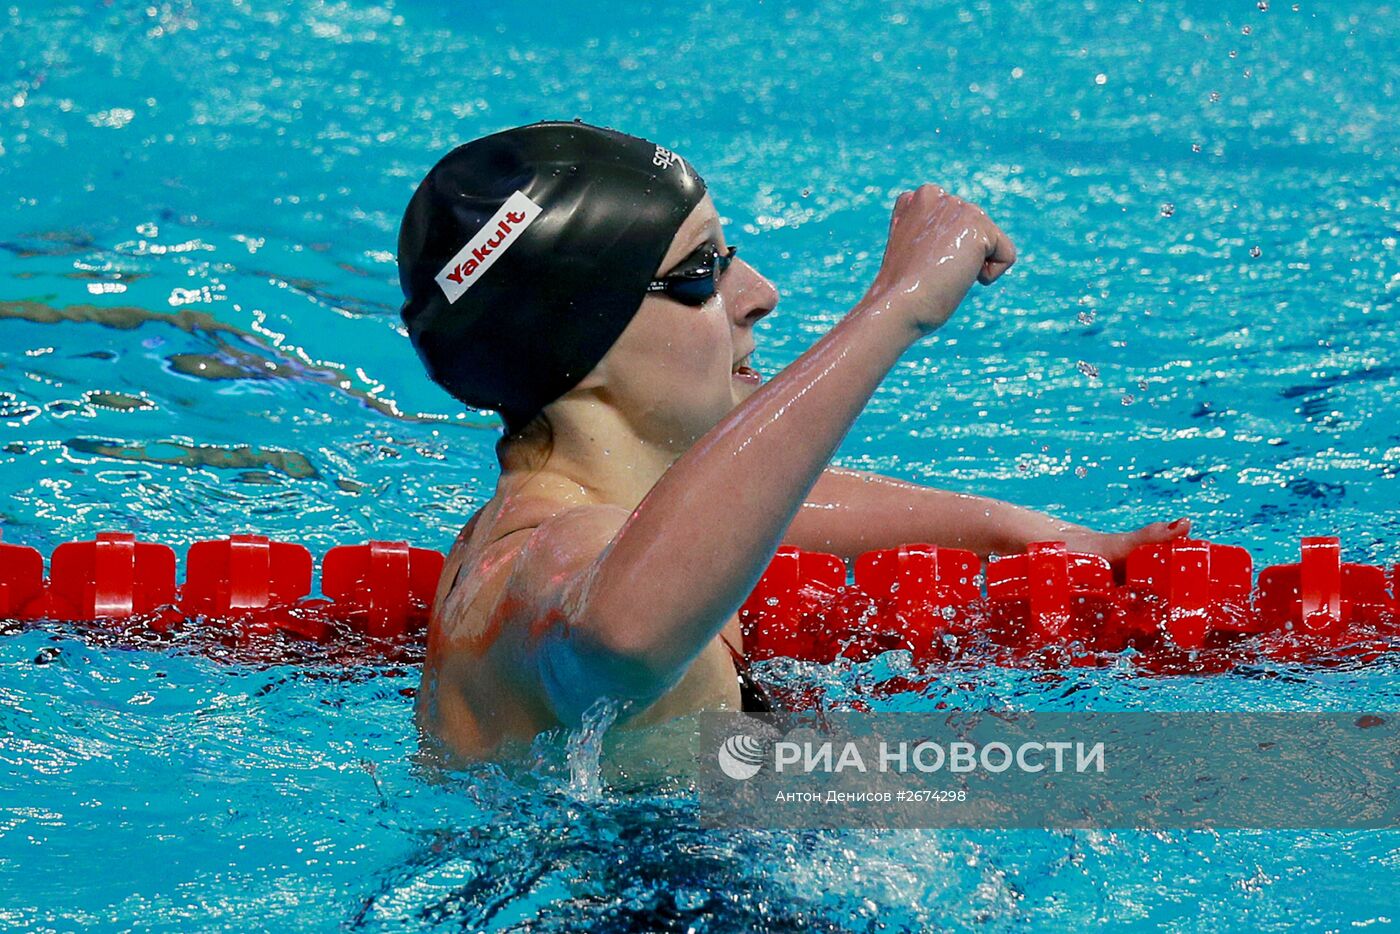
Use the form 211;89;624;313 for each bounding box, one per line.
529;185;1015;714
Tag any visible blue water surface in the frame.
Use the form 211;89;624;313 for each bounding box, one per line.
1;0;1397;929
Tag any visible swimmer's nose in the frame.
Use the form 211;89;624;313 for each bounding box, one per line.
731;258;778;326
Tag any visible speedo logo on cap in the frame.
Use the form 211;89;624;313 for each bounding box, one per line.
653;145;681;170
653;145;693;181
435;190;542;304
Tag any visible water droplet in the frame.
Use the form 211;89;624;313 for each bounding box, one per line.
1257;0;1269;9
1192;142;1203;153
1208;91;1222;103
800;188;811;197
1077;360;1100;378
1249;245;1263;258
1160;203;1175;217
1241;24;1252;34
1121;393;1136;406
765;597;779;607
1075;466;1088;478
1094;73;1107;85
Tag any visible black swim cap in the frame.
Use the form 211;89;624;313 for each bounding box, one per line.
397;120;708;432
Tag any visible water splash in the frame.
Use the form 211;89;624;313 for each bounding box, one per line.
564;696;620;800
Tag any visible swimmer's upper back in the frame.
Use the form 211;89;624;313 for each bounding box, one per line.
419;492;627;755
419;491;743;759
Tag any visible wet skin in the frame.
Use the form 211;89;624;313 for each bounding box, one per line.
417;187;1191;761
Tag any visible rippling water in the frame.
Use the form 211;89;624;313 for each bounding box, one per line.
1;0;1396;929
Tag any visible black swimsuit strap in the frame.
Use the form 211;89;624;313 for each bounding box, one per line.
720;635;774;714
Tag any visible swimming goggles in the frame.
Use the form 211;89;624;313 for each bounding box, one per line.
645;243;738;306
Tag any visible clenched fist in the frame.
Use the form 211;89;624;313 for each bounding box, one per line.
866;184;1016;335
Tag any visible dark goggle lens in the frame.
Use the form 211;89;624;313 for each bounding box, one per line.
664;275;721;305
650;245;737;306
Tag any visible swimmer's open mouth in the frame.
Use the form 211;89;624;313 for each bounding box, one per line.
732;354;761;383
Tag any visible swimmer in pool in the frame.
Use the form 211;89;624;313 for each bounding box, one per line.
397;121;1190;760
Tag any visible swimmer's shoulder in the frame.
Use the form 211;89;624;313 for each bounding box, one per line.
432;496;629;648
420;499;635;758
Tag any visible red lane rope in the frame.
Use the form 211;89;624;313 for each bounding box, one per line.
2;531;1396;670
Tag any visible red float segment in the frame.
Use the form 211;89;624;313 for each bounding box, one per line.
739;546;846;663
43;532;178;622
321;541;445;640
1122;538;1256;649
854;543;979;604
183;535;313;617
182;535;324;643
1256;537;1394;655
0;533;44;618
985;542;1116;656
853;543;980;662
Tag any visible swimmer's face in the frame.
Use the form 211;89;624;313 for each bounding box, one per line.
591;193;779;449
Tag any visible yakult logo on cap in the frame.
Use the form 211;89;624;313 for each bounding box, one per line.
435;190;542;304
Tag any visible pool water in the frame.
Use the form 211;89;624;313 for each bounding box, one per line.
2;0;1397;929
